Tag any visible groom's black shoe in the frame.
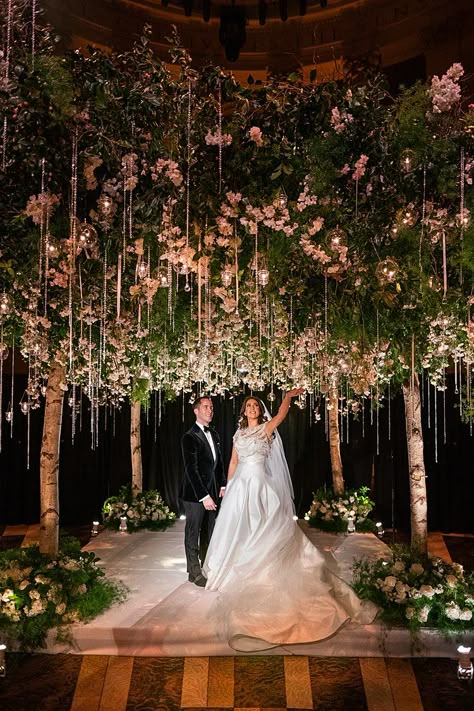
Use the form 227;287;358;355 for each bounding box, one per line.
189;573;207;588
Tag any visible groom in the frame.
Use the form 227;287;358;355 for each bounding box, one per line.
180;396;226;587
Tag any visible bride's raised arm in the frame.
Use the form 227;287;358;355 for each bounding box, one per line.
264;388;303;437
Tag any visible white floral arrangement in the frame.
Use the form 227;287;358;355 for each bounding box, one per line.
353;545;474;632
0;538;125;650
102;486;176;532
306;486;375;533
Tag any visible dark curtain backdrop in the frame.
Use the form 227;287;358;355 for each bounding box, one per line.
0;374;473;533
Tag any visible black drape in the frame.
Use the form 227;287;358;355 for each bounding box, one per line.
0;375;473;533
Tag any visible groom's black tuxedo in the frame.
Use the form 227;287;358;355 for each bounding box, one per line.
180;423;226;580
180;423;225;503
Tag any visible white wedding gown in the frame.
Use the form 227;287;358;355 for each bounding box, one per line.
203;423;377;652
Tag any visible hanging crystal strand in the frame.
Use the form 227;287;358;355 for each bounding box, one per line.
427;373;431;428
116;253;122;320
112;402;116;438
376;310;380;455
184;79;192;294
158;386;162;426
355;176;359;218
442;229;448;302
79;384;83;432
71;382;76;445
9;339;14;438
324;395;328;441
167;260;173;319
217;77;223;194
122;176;127;265
27;394;31;470
255;224;260;347
443;373;447;445
460;147;465;284
38;158;46;291
419;165;426;277
2;0;13;170
43;186;51;315
154;390;158;442
459;356;463;420
339;384;344;443
362;396;365;438
0;324;3;451
388;380;391;440
454;356;458;393
31;0;36;70
197;228;202;344
346;379;350;444
434;385;438;463
68;131;78;378
370;388;373;425
101;248;108;387
234;221;239;313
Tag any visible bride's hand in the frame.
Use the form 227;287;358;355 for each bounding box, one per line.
286;388;304;399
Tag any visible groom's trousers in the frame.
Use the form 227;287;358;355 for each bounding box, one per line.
183;501;217;578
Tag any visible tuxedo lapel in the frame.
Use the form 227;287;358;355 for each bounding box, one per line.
193;423;214;460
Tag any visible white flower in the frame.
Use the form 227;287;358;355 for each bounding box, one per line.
55;602;66;615
419;605;431;623
445;602;461;620
406;607;416;619
419;585;435;599
445;574;457;588
409;563;424;576
392;561;405;573
19;580;30;591
460;609;472;621
248;126;263;146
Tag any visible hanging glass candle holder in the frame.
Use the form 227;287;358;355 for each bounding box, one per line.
457;646;473;681
5;409;12;423
27;334;49;360
46;236;60;258
98;194;114;217
376;258;399;285
0;293;13;318
257;259;270;287
137;260;148;280
327;227;346;249
235;356;251;377
19;391;30;415
78;221;98;250
154;265;170;288
221;263;233;287
456;209;471;229
278;189;287;209
397;206;417;228
0;343;9;361
173;257;190;276
399;148;417;173
138;363;151;380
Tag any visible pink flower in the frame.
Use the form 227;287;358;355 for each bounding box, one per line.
352;155;369;181
248;126;263;146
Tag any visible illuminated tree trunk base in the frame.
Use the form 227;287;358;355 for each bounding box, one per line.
39;360;65;557
402;375;428;554
130;400;143;494
328;388;344;495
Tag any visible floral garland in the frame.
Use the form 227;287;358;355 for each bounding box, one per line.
353;545;474;633
102;486;176;532
306;486;376;533
0;537;126;650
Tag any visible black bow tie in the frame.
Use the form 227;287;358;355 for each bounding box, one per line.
203;426;211;433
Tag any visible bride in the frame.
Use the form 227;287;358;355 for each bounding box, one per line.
203;390;378;652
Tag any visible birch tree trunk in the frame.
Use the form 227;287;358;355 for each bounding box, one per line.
328;387;344;495
402;374;428;554
39;360;66;557
130;399;143;493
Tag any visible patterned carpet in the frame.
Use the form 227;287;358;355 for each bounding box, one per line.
0;653;474;710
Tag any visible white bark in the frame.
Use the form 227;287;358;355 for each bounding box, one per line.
402;374;428;554
39;360;65;557
328;387;344;495
130;399;143;493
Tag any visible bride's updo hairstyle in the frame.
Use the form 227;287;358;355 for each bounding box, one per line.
239;396;269;429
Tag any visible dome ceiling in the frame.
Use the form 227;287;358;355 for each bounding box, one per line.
42;0;473;80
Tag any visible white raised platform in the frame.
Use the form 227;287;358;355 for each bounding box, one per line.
45;522;469;657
